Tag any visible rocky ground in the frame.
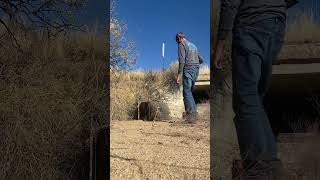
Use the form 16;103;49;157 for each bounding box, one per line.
212;96;320;179
110;104;210;180
213;132;320;179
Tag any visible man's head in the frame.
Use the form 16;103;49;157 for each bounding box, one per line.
176;32;186;44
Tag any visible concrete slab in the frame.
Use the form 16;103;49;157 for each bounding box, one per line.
273;63;320;75
270;59;320;94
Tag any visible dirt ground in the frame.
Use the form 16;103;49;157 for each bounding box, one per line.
110;113;210;180
212;96;320;179
213;133;320;179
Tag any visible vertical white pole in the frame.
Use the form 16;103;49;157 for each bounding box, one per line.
162;42;165;58
162;42;165;70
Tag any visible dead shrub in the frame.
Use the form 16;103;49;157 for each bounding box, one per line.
0;28;107;179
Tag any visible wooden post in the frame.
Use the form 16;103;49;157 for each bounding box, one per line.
89;120;95;180
137;101;140;120
96;127;109;180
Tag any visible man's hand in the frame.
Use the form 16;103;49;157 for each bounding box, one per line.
214;40;223;69
176;75;182;85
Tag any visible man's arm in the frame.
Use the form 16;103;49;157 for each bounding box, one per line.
198;54;204;64
214;0;241;69
178;43;186;76
218;0;241;40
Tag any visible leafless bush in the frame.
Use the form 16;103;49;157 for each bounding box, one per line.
110;0;137;70
0;0;87;48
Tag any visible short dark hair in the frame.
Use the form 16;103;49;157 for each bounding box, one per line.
176;32;186;39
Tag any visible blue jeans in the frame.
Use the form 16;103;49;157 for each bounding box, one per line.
232;17;285;163
183;66;199;114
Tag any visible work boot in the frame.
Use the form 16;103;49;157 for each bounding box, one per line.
185;112;198;124
232;159;285;180
232;160;245;180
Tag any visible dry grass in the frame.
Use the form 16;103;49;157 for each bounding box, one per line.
110;64;179;121
0;26;107;179
279;11;320;59
110;70;145;120
285;11;320;43
199;64;210;75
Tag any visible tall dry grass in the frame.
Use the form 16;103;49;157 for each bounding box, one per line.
0;26;107;179
110;65;179;121
110;69;145;120
285;10;320;43
199;64;210;75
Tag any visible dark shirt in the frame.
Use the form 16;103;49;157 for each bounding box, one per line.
178;40;203;75
218;0;299;40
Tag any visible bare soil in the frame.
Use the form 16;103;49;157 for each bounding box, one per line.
212;96;320;179
213;134;320;179
110;117;210;180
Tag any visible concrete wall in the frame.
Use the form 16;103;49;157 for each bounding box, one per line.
165;90;185;119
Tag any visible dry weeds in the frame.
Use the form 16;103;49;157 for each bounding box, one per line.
285;11;320;43
0;27;107;179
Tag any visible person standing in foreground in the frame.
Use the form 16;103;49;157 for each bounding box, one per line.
214;0;299;179
176;32;204;124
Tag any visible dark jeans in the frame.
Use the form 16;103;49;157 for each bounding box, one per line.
232;17;285;163
183;66;199;114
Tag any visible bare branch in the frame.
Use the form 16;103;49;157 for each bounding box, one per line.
0;17;20;49
0;0;86;47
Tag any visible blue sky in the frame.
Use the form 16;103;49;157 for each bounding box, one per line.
78;0;319;27
109;0;320;70
116;0;210;70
